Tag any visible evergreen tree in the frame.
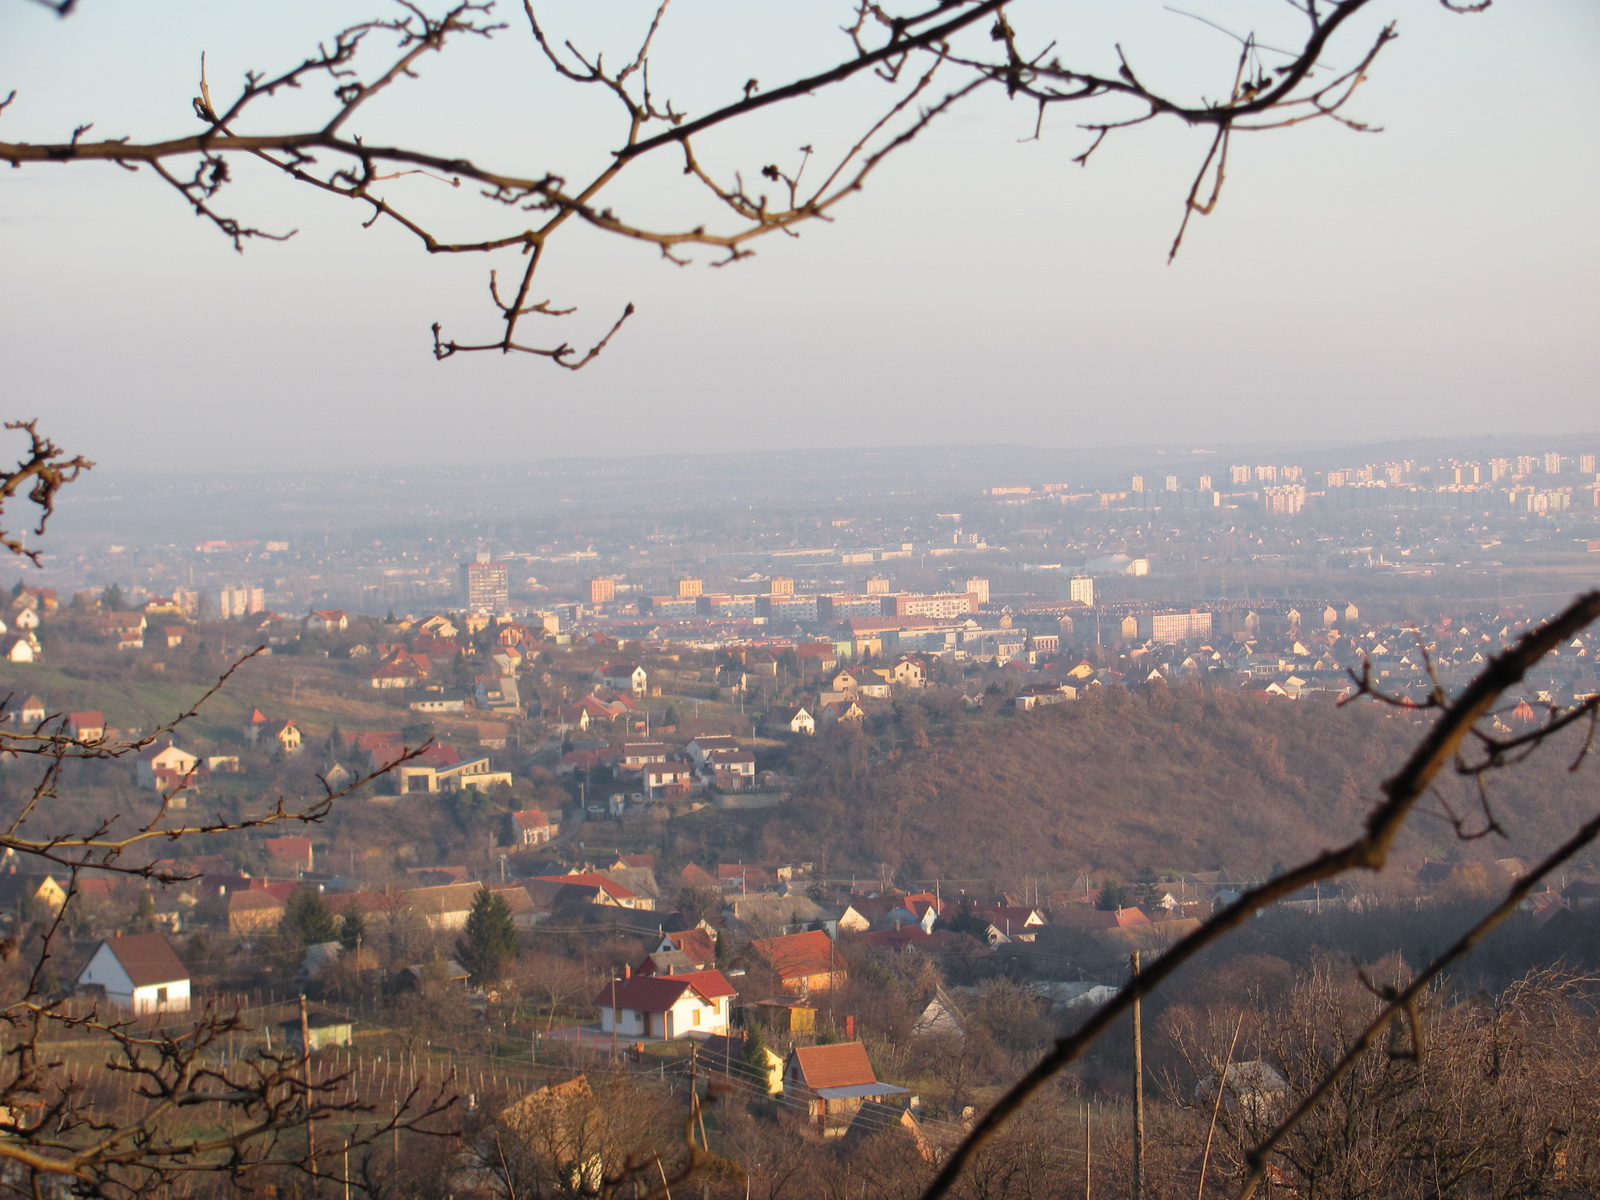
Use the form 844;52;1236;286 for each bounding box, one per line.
327;724;345;756
133;888;156;932
338;908;366;954
456;887;517;985
9;579;22;598
714;929;729;969
100;582;126;612
282;885;338;944
739;1021;769;1082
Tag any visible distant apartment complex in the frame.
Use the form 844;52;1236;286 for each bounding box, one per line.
218;585;265;619
590;577;616;604
461;556;509;614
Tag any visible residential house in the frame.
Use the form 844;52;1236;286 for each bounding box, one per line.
646;928;717;971
135;742;201;792
396;745;513;794
702;748;757;790
685;736;740;768
765;705;815;735
306;609;350;634
0;636;34;663
68;711;106;742
529;872;651;910
247;711;303;753
499;1077;603;1193
620;742;672;771
643;757;697;797
818;699;866;726
228;890;287;934
75;933;190;1014
368;649;431;688
594;968;736;1039
4;695;47;726
751;929;845;994
265;836;314;876
511;808;559;845
404;883;484;930
679;862;720;890
595;662;648;695
0;871;68;913
783;1042;910;1136
886;657;926;688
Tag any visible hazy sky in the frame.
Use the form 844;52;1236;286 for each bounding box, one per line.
1;0;1596;473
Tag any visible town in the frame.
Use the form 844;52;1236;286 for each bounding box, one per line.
0;436;1596;1196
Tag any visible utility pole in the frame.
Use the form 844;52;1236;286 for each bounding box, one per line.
1084;1100;1092;1200
1131;952;1145;1200
299;993;318;1198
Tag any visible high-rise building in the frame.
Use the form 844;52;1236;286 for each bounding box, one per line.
1255;465;1278;483
1230;465;1251;484
590;578;616;604
677;578;703;598
1490;458;1510;482
1262;485;1307;515
965;578;990;605
1282;466;1303;483
1198;474;1213;491
1150;610;1212;643
218;585;265;619
1517;455;1537;475
770;577;794;595
1069;576;1095;607
1131;475;1145;493
865;577;891;595
1162;475;1178;492
1581;454;1596;474
1545;452;1564;475
461;559;509;614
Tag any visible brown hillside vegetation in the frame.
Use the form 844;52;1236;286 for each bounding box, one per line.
774;687;1597;882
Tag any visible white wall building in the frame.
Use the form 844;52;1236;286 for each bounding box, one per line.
75;933;191;1014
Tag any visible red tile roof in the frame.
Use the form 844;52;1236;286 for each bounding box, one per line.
789;1042;877;1090
593;969;737;1012
751;929;838;981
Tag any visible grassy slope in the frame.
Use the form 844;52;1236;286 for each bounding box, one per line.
771;691;1600;883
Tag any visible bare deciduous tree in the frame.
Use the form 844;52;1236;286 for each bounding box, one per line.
2;0;1443;368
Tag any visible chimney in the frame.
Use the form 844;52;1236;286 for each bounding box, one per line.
845;1015;855;1041
623;964;631;979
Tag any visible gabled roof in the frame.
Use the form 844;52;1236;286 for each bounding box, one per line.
679;863;720;889
593;969;737;1013
104;933;188;987
663;927;717;966
512;808;554;830
788;1042;878;1090
751;929;838;981
533;872;638;903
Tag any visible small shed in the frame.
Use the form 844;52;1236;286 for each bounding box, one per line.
277;1007;356;1052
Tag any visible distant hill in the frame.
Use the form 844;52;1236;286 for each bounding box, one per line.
768;689;1599;885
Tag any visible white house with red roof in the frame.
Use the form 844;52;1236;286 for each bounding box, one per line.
594;967;735;1039
511;808;559;845
75;932;190;1014
306;609;350;633
135;742;201;791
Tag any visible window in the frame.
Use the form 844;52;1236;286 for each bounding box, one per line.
691;1007;700;1027
156;987;168;1006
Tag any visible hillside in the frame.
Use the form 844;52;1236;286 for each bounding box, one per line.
767;689;1600;885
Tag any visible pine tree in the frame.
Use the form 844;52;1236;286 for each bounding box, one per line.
133;888;156;932
100;582;125;612
338;908;366;954
714;930;729;969
282;885;337;944
739;1021;769;1084
456;887;517;985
